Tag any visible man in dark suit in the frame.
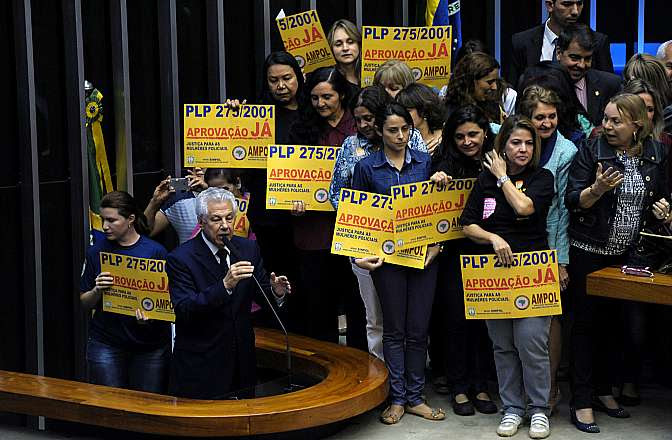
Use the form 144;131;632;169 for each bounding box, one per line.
167;187;290;399
556;24;621;126
508;0;613;86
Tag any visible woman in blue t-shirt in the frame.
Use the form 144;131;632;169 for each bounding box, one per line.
80;191;171;393
352;103;446;425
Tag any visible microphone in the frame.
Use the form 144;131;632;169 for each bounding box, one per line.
221;236;299;393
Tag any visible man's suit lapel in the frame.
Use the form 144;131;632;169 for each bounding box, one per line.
527;26;545;66
585;70;602;125
193;232;225;278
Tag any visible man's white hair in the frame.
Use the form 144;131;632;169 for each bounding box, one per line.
657;40;672;60
195;187;237;220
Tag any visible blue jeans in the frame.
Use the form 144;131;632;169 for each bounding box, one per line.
86;337;170;393
371;261;438;407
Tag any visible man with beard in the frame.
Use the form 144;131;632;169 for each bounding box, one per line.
508;0;613;85
556;24;621;126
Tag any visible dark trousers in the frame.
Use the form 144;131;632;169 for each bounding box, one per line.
568;246;625;409
371;261;438;406
87;337;170;393
432;252;493;395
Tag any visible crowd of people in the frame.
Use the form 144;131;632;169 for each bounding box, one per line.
80;2;672;438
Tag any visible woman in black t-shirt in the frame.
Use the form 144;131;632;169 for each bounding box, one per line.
461;116;555;438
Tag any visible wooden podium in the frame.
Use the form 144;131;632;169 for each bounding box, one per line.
587;266;672;305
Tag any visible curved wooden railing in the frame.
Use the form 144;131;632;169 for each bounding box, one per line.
0;328;388;436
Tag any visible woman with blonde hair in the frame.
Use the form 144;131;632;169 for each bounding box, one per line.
373;60;415;97
623;53;672;106
327;19;361;88
566;93;670;433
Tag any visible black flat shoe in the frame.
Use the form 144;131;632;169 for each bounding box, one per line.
617;394;641;407
570;407;600;433
452;397;475;416
472;394;498;414
592;397;631;418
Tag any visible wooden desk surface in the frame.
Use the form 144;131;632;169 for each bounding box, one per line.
587;266;672;305
0;329;388;437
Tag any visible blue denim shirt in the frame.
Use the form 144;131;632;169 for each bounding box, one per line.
329;129;428;209
351;147;432;196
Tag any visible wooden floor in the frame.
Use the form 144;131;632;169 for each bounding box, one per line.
0;329;388;437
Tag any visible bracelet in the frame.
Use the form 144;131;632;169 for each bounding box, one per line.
588;185;601;197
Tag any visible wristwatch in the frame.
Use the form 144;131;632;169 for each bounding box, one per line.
496;175;510;188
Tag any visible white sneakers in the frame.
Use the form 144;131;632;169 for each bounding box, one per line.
529;413;551;439
497;413;523;437
496;413;550;438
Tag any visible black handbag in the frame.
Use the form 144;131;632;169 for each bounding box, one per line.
628;223;672;273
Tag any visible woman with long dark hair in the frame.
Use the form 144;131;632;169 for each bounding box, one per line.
245;51;304;300
396;83;446;155
444;52;505;123
288;66;360;345
428;105;498;416
80;191;171;393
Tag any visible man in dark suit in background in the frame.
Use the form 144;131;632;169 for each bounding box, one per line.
556;24;622;126
508;0;613;86
167;187;290;399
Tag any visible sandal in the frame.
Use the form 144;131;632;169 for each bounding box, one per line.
380;404;404;425
405;402;446;421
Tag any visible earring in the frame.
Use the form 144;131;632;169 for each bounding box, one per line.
633;131;638;143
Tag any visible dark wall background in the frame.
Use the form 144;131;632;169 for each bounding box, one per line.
1;1;667;419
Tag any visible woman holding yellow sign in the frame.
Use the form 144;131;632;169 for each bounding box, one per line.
461;116;555;438
430;105;498;416
289;67;360;345
329;85;428;361
80;191;171;393
352;102;445;425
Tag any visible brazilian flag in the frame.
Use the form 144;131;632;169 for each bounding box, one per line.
85;88;114;243
425;0;462;53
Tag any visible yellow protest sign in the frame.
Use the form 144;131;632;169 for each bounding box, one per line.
276;10;335;74
266;145;338;212
391;178;474;250
460;250;562;319
99;252;174;322
331;188;427;269
183;104;275;168
233;196;251;238
361;26;452;88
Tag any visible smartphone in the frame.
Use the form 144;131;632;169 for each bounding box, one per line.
169;177;189;192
